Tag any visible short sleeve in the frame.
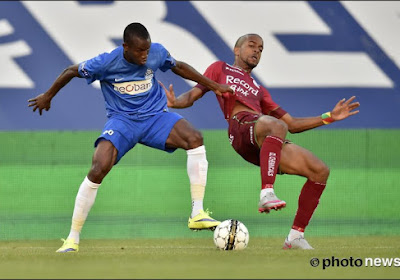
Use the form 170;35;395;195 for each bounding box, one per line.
261;87;287;118
78;53;107;84
157;44;177;72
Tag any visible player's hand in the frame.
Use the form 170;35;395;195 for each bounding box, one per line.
28;93;52;115
159;81;176;107
212;84;234;96
331;96;360;121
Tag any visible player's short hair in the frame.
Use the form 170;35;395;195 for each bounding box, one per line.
124;22;150;44
234;34;262;48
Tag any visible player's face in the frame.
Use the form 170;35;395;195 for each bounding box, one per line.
235;35;263;69
123;36;151;65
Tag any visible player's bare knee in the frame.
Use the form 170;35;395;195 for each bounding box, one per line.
320;163;330;181
186;130;204;149
310;162;330;183
257;117;287;140
270;119;288;138
88;160;112;183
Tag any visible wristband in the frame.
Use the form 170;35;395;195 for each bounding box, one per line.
321;112;335;125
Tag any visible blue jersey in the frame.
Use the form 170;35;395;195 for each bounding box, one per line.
78;43;176;119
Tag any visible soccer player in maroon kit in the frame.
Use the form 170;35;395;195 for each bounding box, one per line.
161;34;360;249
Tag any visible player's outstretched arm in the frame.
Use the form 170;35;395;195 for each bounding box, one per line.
159;81;204;109
280;96;360;134
171;61;232;96
28;64;80;115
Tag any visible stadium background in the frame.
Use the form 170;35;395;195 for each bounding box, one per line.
0;1;399;242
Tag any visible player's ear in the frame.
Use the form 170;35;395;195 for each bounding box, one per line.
233;47;240;57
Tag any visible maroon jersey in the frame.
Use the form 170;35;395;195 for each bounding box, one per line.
195;61;287;120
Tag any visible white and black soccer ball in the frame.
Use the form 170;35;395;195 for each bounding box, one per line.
213;219;249;250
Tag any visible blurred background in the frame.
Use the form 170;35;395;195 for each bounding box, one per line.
0;1;399;241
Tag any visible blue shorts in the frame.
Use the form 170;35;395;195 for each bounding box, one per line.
94;111;183;164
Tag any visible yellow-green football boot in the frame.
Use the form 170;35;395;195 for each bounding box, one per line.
188;209;221;231
56;238;79;253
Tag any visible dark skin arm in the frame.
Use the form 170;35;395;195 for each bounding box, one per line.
171;61;232;96
28;64;81;115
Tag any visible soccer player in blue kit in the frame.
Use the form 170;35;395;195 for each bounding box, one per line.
28;22;232;253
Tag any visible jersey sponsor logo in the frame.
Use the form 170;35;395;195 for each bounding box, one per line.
226;75;259;97
113;79;153;95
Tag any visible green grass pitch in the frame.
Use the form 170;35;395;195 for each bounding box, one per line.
0;129;399;278
0;237;399;279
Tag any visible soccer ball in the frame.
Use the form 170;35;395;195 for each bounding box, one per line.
213;219;249;250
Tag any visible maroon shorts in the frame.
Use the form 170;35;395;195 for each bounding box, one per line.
228;111;262;166
228;111;291;168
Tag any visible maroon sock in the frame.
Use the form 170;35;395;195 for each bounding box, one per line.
292;180;326;232
260;136;283;189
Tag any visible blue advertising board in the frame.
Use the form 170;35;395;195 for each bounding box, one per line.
0;1;399;130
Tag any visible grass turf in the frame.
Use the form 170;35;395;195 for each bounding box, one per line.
1;165;399;240
0;236;399;279
0;129;399;279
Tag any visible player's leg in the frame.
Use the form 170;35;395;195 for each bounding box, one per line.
279;143;330;249
57;117;136;253
166;118;220;231
56;140;117;253
254;115;288;213
139;112;219;231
